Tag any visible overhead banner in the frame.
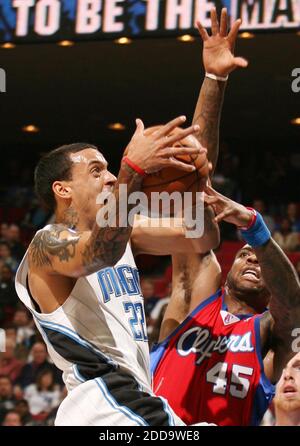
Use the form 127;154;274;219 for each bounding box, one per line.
0;0;299;43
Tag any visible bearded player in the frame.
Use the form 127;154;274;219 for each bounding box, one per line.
151;9;300;426
13;18;225;424
152;186;300;425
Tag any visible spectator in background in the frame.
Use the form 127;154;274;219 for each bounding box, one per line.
273;218;300;252
6;224;25;262
17;342;62;389
140;278;159;323
0;265;19;323
148;297;170;348
212;142;240;204
0;338;23;383
13;308;35;350
5;326;17;343
0;375;18;423
252;199;276;233
1;410;23;426
22;197;52;231
0;223;9;242
14;399;34;426
287;203;300;233
24;369;62;419
0;242;18;273
6;321;43;359
44;405;60;426
273;352;300;426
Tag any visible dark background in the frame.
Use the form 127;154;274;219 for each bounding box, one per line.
0;31;299;198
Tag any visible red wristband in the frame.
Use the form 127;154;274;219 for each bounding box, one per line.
238;207;257;230
122;156;147;177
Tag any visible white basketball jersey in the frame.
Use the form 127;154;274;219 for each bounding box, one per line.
15;235;151;394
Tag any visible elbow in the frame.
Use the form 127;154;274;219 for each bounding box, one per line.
194;234;220;254
193;223;220;254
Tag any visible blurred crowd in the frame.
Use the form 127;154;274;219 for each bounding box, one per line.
0;143;300;426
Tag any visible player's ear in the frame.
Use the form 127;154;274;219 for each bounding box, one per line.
52;181;72;202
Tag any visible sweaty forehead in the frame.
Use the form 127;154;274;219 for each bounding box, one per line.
70;148;106;165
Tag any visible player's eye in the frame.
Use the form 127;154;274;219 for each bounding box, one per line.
91;167;101;174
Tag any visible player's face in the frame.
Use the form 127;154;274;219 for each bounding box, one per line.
274;353;300;412
226;246;267;294
68;148;117;224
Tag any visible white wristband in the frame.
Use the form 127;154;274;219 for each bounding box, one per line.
205;72;228;82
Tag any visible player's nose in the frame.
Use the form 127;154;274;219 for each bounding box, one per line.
246;253;258;265
104;170;117;186
283;368;294;381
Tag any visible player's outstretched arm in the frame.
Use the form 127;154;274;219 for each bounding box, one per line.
131;205;220;256
193;8;247;174
253;239;300;381
28;116;203;278
204;185;300;381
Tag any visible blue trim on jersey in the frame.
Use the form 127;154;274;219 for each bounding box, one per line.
221;294;260;320
95;377;149;426
150;288;223;375
76;364;174;427
73;364;86;383
221;292;228;311
250;315;275;425
158;396;175;426
150;341;168;376
34;316;117;368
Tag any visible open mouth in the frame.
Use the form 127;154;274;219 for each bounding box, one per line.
283;386;297;397
241;269;260;282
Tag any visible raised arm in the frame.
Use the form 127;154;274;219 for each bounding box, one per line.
204;185;300;381
131;205;220;256
193;8;247;174
28;116;203;278
254;240;300;380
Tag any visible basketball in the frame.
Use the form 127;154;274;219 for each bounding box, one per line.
140;126;209;216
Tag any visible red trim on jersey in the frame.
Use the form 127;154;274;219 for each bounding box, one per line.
152;291;274;426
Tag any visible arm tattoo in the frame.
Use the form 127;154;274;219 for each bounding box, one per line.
255;238;300;337
81;163;143;273
192;77;226;174
29;225;80;268
29;164;142;274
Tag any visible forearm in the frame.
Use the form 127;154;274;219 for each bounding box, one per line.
254;238;300;309
82;163;143;272
131;206;219;256
254;238;300;341
192;77;226;174
255;238;300;378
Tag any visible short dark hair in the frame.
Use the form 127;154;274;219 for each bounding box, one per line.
34;143;99;212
